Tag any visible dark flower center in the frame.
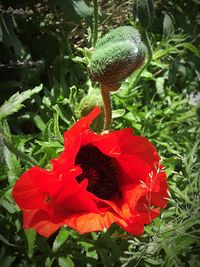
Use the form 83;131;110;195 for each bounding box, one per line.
75;144;119;200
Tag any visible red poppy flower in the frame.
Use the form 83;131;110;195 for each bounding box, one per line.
13;107;169;237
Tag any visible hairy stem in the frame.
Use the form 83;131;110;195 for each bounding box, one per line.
93;0;99;47
128;30;153;91
100;84;112;131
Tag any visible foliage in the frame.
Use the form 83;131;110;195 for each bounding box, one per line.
0;0;200;266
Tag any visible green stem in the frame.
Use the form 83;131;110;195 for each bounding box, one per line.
128;30;153;92
93;0;99;47
100;84;112;131
2;134;38;166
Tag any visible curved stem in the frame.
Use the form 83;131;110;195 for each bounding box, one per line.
93;0;99;47
100;84;112;131
128;30;153;92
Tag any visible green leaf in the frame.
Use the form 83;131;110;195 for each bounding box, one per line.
112;109;125;119
1;134;38;167
58;256;74;267
0;256;16;267
0;233;17;247
45;257;56;267
2;140;21;183
0;21;3;42
141;69;154;79
175;235;197;254
163;13;174;39
33;114;46;132
37;236;51;254
182;42;199;55
145;258;163;265
53;110;64;143
52;228;70;253
0;84;43;121
156;77;165;97
1;198;17;213
0;121;21;183
25;229;36;258
134;0;154;29
189;255;200;267
56;0;93;23
1;16;22;57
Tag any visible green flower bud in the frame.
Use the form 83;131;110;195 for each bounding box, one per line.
89;26;146;87
79;90;104;132
133;0;154;29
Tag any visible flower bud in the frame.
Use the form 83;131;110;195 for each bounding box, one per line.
133;0;154;29
78;90;104;132
89;26;146;88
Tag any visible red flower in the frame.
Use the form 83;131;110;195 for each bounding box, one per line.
13;107;169;237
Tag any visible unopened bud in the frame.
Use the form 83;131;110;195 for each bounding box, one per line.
89;26;146;89
79;90;104;132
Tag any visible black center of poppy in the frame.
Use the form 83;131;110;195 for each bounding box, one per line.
75;144;119;200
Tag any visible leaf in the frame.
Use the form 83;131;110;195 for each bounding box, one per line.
1;198;17;213
56;0;93;23
2;134;38;167
73;0;93;18
37;236;51;254
0;121;21;183
156;77;165;97
1;16;22;57
58;257;74;267
53;110;64;143
141;69;154;79
0;233;17;247
52;228;70;253
45;257;56;267
163;13;174;39
0;256;16;267
112;109;125;119
0;84;43;121
2;140;21;183
33;114;46;132
145;258;163;265
189;255;200;267
0;21;3;42
78;241;98;259
53;104;70;125
25;229;36;258
182;42;199;55
175;235;197;254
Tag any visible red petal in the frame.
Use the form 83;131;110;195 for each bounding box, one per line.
12;167;48;210
117;221;144;236
116;155;152;185
23;210;62;238
63;107;101;146
113;129;160;163
52;107;101;171
136;208;160;224
64;211;127;234
108;129;161;185
150;172;169;208
121;184;149;213
90;133;121;158
56;179;98;213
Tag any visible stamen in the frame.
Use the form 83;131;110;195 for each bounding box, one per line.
75;145;119;200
